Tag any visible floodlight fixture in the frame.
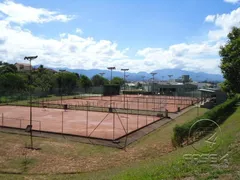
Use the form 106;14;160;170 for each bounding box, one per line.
107;67;116;70
107;67;116;109
24;55;38;149
150;72;157;95
121;68;129;109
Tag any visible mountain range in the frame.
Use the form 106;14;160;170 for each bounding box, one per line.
47;67;224;82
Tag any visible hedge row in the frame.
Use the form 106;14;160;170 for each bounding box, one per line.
173;95;239;146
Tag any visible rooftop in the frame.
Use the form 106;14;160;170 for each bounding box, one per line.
15;63;31;67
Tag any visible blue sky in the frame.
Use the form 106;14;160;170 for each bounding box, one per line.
19;0;235;48
0;0;240;74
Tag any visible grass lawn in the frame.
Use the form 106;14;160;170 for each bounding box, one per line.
3;106;238;180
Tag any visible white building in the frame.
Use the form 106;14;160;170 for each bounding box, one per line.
15;63;32;72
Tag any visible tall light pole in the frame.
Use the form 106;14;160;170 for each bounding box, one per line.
141;76;145;91
99;73;105;99
121;68;129;109
125;75;129;90
59;70;66;105
168;75;173;83
195;75;199;109
107;67;116;109
148;78;152;92
141;76;145;82
150;73;157;111
150;73;157;95
24;55;38;149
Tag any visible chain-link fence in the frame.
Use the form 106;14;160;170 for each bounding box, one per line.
0;103;166;148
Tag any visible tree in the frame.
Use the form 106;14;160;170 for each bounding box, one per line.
75;73;80;78
38;65;44;73
0;64;17;74
79;75;92;92
55;72;79;94
33;70;55;95
220;26;240;93
0;73;26;95
91;74;109;86
111;77;124;85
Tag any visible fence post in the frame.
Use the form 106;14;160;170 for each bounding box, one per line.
165;109;168;118
62;111;64;134
137;99;139;129
113;112;115;140
146;98;147;125
147;98;148;111
126;112;128;134
86;101;88;136
2;113;3;126
126;99;129;133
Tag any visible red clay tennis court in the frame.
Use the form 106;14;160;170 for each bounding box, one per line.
0;106;160;140
45;94;198;112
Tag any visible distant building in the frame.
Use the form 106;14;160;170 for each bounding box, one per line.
15;63;32;72
196;82;215;89
199;88;227;108
182;75;190;83
143;82;198;96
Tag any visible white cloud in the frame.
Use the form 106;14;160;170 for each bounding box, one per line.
0;0;74;24
206;7;240;41
224;0;240;4
205;15;215;22
76;28;83;34
136;42;222;74
0;20;130;71
0;0;237;75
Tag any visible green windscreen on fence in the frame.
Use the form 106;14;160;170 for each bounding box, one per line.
103;85;120;96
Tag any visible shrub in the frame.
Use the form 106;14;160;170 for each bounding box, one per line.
173;95;239;146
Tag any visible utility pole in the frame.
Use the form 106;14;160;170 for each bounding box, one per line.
59;69;66;105
121;68;129;109
107;67;115;109
150;73;157;111
125;75;129;90
24;55;38;149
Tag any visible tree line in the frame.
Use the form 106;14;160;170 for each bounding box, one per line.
0;63;124;97
219;26;240;95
